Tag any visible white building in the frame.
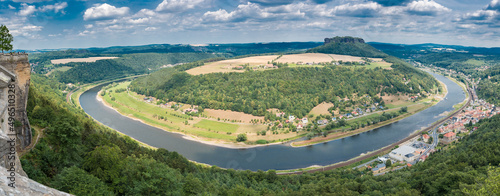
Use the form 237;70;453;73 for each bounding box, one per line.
289;115;295;121
389;145;418;162
302;117;308;124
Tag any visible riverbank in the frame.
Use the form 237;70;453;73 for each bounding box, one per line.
291;79;448;147
90;71;447;149
97;86;287;149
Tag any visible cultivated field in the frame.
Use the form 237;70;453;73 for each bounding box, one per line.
276;53;384;64
275;53;333;63
51;57;118;64
186;55;278;75
309;102;334;116
186;53;391;75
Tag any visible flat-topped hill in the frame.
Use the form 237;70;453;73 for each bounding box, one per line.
307;36;388;58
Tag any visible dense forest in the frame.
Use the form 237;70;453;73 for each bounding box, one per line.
22;74;500;195
53;53;225;84
477;66;500;105
130;60;437;117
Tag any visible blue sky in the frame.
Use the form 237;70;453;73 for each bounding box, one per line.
0;0;498;50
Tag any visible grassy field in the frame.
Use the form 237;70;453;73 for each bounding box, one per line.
101;82;243;141
194;120;239;133
363;61;392;69
47;66;72;76
464;59;486;66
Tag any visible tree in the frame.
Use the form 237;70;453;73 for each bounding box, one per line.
386;160;392;167
0;25;13;52
236;133;247;142
51;166;114;196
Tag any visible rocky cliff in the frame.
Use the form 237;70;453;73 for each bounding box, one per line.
0;53;69;195
324;36;365;45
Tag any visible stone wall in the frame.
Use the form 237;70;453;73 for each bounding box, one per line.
0;53;31;149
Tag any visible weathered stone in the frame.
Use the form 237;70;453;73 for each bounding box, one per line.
0;165;72;196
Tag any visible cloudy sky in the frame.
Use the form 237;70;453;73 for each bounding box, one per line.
0;0;498;50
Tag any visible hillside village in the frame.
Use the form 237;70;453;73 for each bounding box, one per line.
361;92;499;176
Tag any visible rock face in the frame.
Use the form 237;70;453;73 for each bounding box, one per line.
0;166;72;196
0;53;32;150
324;36;365;45
0;53;69;195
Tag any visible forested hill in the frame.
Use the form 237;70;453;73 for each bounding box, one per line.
130;57;438;117
22;74;500;195
307;36;388;58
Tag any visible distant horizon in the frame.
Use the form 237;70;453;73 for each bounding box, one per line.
15;39;500;51
2;0;498;50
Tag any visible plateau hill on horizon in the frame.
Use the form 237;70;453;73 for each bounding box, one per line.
307;36;388;58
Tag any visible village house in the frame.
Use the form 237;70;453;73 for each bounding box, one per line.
317;119;328;125
289;115;295;121
442;132;456;143
184;108;198;113
296;124;303;130
276;112;285;117
422;134;430;143
372;163;386;174
302;117;308;124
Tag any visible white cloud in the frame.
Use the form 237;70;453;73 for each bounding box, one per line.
405;0;450;16
8;5;15;10
134;9;156;17
18;3;36;16
332;2;382;17
156;0;205;12
85;24;93;29
128;18;150;24
10;24;42;37
456;0;500;27
39;2;68;14
83;3;130;21
145;27;157;31
78;30;96;36
203;2;306;23
487;0;500;10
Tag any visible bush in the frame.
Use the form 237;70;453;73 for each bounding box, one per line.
236;134;247;142
256;140;268;144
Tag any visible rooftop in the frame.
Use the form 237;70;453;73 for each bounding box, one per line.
391;145;417;156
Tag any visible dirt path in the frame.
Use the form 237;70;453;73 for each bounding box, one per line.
19;128;44;157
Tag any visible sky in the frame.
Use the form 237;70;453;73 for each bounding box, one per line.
0;0;499;50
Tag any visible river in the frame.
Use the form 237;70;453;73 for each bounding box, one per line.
80;72;465;171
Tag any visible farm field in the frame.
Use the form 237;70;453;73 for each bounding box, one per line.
186;53;392;75
309;102;334;116
51;56;118;64
186;55;278;75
